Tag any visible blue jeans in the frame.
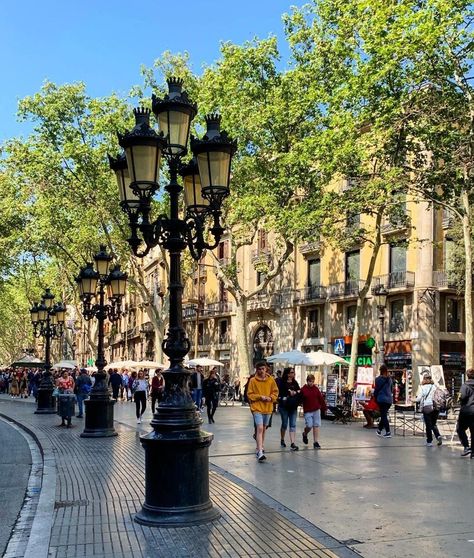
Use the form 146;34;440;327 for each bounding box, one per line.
280;407;298;432
76;394;88;416
192;388;202;408
377;402;391;433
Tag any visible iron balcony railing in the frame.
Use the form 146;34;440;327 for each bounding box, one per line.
327;280;364;299
373;271;415;290
299;241;321;255
202;301;233;317
294;285;327;303
247;292;282;311
433;270;458;290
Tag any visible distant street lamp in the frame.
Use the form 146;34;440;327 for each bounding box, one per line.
374;285;389;367
75;246;127;437
30;288;66;414
109;77;236;527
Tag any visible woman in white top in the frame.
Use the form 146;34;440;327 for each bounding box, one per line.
416;372;442;447
132;370;149;423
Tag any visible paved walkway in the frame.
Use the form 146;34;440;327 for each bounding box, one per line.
0;396;357;558
2;395;474;557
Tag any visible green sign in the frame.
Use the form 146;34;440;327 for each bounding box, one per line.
366;337;376;349
87;358;94;366
343;355;373;366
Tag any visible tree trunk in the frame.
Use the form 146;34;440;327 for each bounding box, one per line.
234;297;252;383
461;189;473;369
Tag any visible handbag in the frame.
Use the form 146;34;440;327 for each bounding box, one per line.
365;395;379;412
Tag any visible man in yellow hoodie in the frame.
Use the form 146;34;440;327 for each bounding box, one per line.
247;361;279;462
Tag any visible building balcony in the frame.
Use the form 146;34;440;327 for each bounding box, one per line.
294;285;327;304
442;209;455;230
251;248;271;266
299;241;321;256
247;292;282;312
373;271;415;291
328;280;364;299
140;321;154;334
433;270;457;290
381;212;411;237
183;305;197;320
201;301;233;317
126;326;140;340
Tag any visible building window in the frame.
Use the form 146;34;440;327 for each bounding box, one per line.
308;259;321;287
257;230;268;251
198;322;204;345
257;270;266;286
345;251;360;295
346;212;360;229
218;240;229;261
308;308;321;338
447;298;461;332
389;299;405;333
219;320;229;343
389;244;407;287
346;305;356;333
219;280;228;303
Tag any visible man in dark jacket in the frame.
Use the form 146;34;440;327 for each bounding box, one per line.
374;364;393;438
108;369;123;401
457;368;474;457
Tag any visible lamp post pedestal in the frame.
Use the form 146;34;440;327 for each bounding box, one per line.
35;372;56;414
135;371;219;527
81;397;116;438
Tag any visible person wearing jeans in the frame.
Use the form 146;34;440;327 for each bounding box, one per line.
132;370;149;423
278;367;301;450
374;364;393;438
416;372;442;447
457;368;474;457
74;368;92;418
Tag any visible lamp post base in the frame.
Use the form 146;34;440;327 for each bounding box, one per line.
135;410;219;527
80;397;117;438
35;386;56;414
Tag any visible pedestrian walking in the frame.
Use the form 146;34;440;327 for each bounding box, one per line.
301;373;327;449
108;368;122;401
191;365;204;409
56;370;75;427
202;369;220;423
122;371;131;401
456;368;474;458
75;368;92;418
416;372;442;447
278;367;301;451
374;364;393;438
132;370;148;423
247;361;278;462
150;369;165;413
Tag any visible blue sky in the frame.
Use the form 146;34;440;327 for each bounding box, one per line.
1;0;297;142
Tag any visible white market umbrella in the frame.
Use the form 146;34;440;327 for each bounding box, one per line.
303;350;347;366
85;366;98;373
52;360;78;369
187;357;225;367
133;360;167;369
104;360;139;370
267;349;346;367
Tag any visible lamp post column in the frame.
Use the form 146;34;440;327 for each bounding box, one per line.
81;281;117;438
35;313;56;414
379;307;385;368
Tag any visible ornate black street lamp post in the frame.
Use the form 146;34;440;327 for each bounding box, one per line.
75;246;127;438
109;77;236;527
30;288;66;414
374;285;389;368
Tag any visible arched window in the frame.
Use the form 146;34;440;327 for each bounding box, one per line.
253;325;274;364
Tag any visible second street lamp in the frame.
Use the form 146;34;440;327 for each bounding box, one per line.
30;288;66;414
76;246;127;438
110;77;236;527
374;285;389;368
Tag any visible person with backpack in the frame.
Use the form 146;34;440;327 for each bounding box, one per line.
456;368;474;458
416;372;442;447
374;364;393;438
75;368;92;418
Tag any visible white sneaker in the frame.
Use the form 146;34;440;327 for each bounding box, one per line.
137;417;141;424
426;442;433;447
257;450;266;462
